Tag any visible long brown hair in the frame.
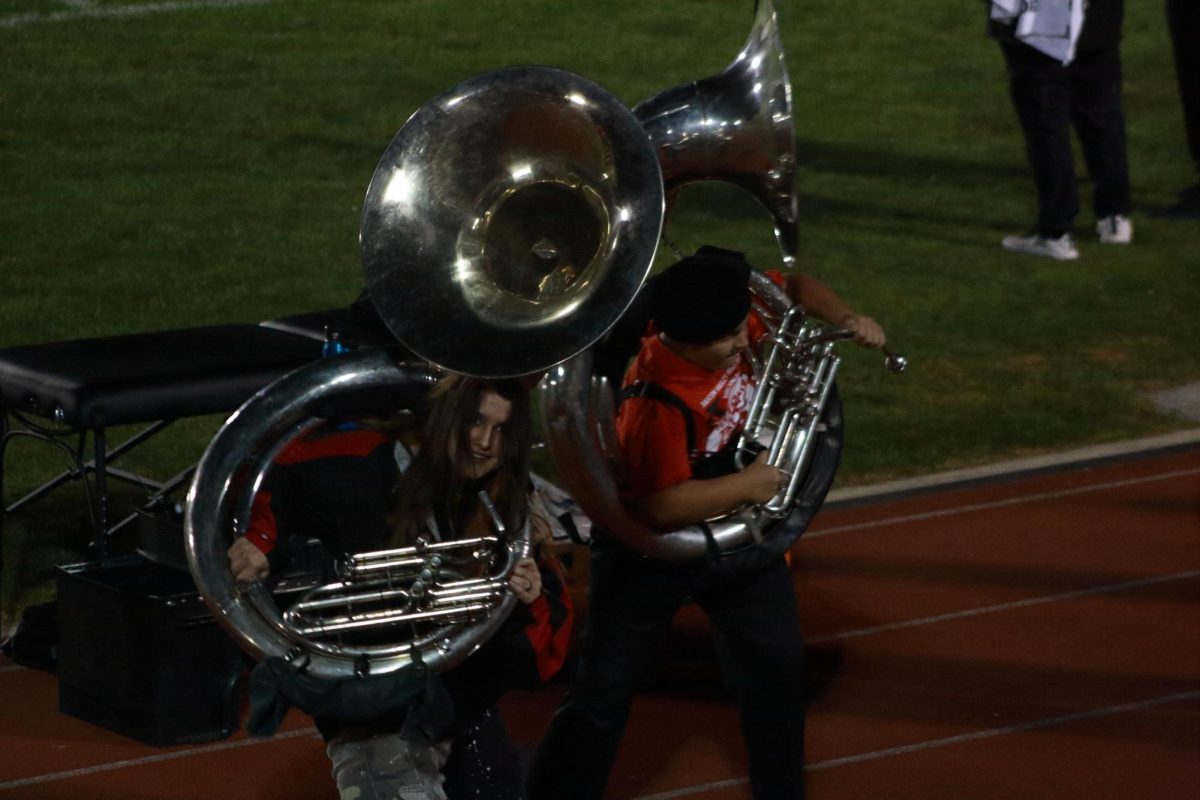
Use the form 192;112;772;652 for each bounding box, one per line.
391;374;532;547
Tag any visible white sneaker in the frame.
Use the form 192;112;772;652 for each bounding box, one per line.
1001;232;1079;260
1096;214;1133;244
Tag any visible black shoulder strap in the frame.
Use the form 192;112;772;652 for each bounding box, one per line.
617;381;696;457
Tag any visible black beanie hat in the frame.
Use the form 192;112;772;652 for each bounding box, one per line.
651;245;752;343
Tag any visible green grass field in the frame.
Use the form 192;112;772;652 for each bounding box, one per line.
2;0;1198;627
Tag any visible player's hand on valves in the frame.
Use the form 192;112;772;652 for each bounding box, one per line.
509;557;541;604
742;449;785;504
228;537;270;583
840;314;887;349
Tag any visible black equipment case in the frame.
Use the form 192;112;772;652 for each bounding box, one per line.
56;554;245;746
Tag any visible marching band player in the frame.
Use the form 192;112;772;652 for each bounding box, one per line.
228;375;573;800
528;246;886;800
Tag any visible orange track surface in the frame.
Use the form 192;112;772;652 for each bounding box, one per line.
2;447;1197;799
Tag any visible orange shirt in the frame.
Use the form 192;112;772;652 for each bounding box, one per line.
615;270;785;499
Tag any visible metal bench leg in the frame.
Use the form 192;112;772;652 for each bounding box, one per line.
1;414;182;616
1;409;8;621
91;427;108;559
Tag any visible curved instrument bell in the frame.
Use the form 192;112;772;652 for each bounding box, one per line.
633;0;798;266
360;66;665;378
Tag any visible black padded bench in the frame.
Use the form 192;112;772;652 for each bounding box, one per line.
0;323;324;589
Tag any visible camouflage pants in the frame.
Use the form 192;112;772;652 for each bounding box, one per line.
327;730;453;800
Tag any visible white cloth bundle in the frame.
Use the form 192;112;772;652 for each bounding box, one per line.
991;0;1085;65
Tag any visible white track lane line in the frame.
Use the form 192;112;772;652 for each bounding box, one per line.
632;690;1200;799
0;725;319;792
809;568;1200;644
1;0;282;29
810;467;1200;538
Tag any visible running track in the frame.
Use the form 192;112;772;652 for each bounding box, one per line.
1;445;1196;799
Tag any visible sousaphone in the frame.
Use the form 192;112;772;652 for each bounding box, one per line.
541;0;858;564
185;66;666;679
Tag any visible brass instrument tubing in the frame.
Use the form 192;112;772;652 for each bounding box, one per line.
774;354;840;512
478;490;506;535
348;536;500;566
739;306;804;449
290;576;505;615
347;537;500;575
292;601;497;636
295;586;412;612
346;557;426;575
431;580;508;596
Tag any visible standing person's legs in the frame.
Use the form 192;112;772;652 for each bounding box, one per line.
698;558;807;800
1001;40;1079;236
1167;0;1200;177
1069;46;1132;222
1163;0;1200;216
526;540;687;800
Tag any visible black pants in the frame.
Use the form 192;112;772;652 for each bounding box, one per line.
527;540;806;800
444;706;524;799
1167;0;1200;176
1001;40;1132;236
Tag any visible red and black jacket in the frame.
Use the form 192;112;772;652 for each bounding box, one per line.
243;427;573;738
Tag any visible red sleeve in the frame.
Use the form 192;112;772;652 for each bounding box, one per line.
521;565;574;683
475;559;574;690
273;428;389;463
243;489;278;554
240;429;391;555
615;396;693;498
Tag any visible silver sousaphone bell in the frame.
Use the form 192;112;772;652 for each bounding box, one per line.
635;0;798;267
361;65;666;378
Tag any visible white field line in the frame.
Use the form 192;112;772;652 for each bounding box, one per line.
0;726;319;792
632;690;1200;799
810;467;1200;538
0;0;282;29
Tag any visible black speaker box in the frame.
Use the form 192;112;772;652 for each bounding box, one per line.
56;555;246;746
